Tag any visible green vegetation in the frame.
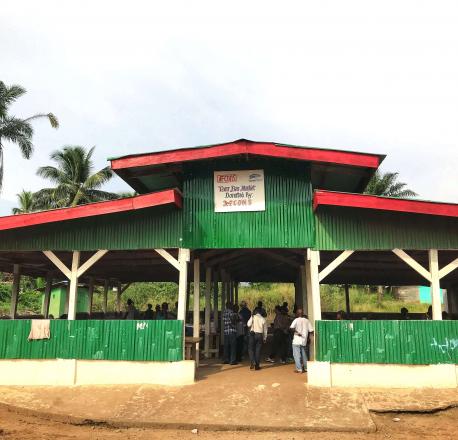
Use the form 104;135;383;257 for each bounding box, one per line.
365;170;417;198
0;280;430;318
0;81;59;191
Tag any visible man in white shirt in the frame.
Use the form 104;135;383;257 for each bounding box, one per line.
289;308;314;373
247;307;268;370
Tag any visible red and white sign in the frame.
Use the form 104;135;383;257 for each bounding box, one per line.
214;169;265;212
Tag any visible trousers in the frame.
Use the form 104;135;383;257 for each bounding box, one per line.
292;344;308;372
269;329;287;361
248;332;263;366
223;333;237;364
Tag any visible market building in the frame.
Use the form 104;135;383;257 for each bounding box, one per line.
0;139;457;388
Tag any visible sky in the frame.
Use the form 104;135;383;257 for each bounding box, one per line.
1;0;457;215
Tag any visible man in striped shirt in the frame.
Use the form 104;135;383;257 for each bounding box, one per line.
222;302;238;365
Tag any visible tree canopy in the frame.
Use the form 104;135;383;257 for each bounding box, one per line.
365;170;417;198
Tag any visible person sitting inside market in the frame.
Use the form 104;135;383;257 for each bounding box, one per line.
124;298;137;319
143;303;154;320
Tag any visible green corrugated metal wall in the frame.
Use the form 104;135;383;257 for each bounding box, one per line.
0;206;182;251
0;320;183;361
182;158;315;248
315;207;458;250
317;320;458;364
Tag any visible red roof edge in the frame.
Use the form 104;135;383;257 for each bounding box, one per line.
0;189;182;232
111;140;382;170
313;190;458;218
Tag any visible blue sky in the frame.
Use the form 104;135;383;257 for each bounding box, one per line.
1;0;457;215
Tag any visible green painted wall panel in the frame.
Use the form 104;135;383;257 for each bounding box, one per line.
0;206;182;251
315;207;458;250
316;320;458;364
182;158;315;248
0;320;183;361
41;286;89;318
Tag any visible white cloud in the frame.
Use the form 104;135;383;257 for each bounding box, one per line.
0;0;457;208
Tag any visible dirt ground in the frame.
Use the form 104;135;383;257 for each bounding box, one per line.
0;404;458;439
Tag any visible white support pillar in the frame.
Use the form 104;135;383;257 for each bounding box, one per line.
103;280;109;314
43;273;53;319
177;249;190;321
204;267;212;358
193;258;201;366
429;249;442;320
300;265;308;316
43;249;108;320
88;277;95;316
64;283;70;315
9;264;21;319
67;251;81;321
306;249;321;323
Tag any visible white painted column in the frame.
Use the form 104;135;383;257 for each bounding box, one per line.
9;264;21;319
177;249;190;321
193;258;201;365
64;283;70;315
103;280;109;314
43;273;53;319
429;249;442;320
300;265;308;316
204;267;211;358
88;277;95;316
308;250;321;322
67;251;81;320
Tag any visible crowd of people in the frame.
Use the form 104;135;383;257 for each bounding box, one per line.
222;300;314;373
124;299;177;320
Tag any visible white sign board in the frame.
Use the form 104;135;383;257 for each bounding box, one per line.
214;169;265;212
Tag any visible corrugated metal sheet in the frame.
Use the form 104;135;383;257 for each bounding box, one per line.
317;320;458;364
0;320;183;361
182;158;315;248
0;206;182;251
315;207;458;250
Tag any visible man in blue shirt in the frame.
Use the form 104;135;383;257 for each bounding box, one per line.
222;301;238;365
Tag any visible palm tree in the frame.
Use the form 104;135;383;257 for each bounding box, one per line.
34;146;120;209
365;171;417;198
12;190;38;214
0;81;59;191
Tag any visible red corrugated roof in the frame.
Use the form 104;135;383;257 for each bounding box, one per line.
110;139;384;170
313;190;458;218
0;189;182;231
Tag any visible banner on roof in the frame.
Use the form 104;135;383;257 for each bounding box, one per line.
214;169;265;212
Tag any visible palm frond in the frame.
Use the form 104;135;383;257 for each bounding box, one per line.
24;113;59;129
365;170;417;198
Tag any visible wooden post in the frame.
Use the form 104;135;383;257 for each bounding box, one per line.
193;258;201;366
234;281;239;305
213;273;219;338
177;248;190;321
9;264;21;319
67;251;81;320
103;280;109;313
294;271;302;309
116;281;122;315
204;267;212;358
43;273;53;319
429;249;442;320
220;270;226;345
344;284;351;315
88;277;95;316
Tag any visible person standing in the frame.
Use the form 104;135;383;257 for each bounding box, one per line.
239;300;251;355
143;304;154;319
124;299;137;320
290;308;314;373
247;308;267;370
266;306;290;364
222;302;238;365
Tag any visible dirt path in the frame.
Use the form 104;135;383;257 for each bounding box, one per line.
1;405;458;439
